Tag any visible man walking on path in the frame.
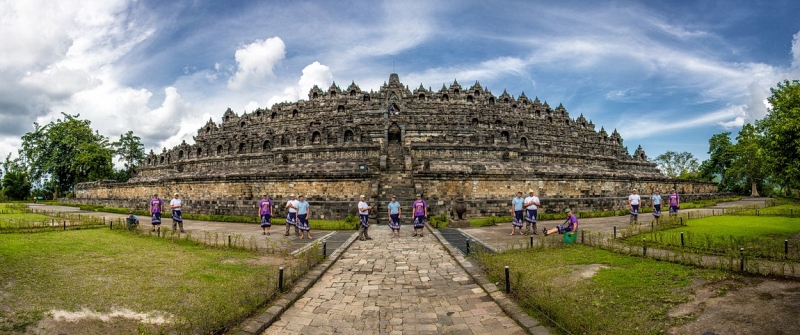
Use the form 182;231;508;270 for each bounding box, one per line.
284;194;300;237
510;191;525;236
170;192;185;233
149;193;163;233
387;195;402;237
258;194;273;235
628;189;641;224
412;194;427;237
358;195;373;241
296;195;312;239
669;189;681;216
523;189;540;235
651;189;662;224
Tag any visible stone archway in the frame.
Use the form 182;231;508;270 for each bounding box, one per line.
387;123;404;171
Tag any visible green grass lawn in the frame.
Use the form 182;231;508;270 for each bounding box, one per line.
635;215;800;260
0;229;278;334
475;246;733;335
732;203;800;217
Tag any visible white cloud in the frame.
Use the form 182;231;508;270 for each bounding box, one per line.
244;101;260;112
227;37;286;90
620;105;746;139
266;61;332;106
793;31;800;69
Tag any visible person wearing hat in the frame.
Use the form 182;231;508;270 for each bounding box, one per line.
296;195;312;239
523;189;541;235
357;195;373;241
543;208;578;236
149;192;163;233
651;189;662;224
387;195;402;237
170;192;185;233
668;189;680;217
510;191;525;236
126;210;139;231
258;193;273;235
412;194;427;237
628;189;641;224
284;194;300;237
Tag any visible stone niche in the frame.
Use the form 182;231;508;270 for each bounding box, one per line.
71;73;720;219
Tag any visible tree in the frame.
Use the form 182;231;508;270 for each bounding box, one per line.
112;131;145;177
726;124;766;197
19;113;113;198
2;154;31;200
758;80;800;195
652;151;700;179
698;132;735;189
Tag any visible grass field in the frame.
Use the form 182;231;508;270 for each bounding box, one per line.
732;203;800;217
0;228;282;334
475;246;733;335
629;215;800;260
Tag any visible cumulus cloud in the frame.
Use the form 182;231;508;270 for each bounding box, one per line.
266;61;332;106
227;37;286;90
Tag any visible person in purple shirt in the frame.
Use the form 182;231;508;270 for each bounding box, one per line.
149;192;163;233
412;194;428;237
543;208;578;236
258;193;273;235
668;189;680;216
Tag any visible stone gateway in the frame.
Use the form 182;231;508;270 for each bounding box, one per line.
74;73;717;219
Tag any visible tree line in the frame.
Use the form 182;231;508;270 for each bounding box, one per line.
652;80;800;197
1;113;144;200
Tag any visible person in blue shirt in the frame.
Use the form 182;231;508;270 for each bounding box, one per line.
510;191;525;236
296;195;312;239
651;189;662;224
387;196;402;237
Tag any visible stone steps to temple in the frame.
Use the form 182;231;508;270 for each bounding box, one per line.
372;172;417;214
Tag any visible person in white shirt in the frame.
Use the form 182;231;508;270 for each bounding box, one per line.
357;195;373;241
628;189;641;224
170;193;185;233
284;194;300;237
523;189;541;235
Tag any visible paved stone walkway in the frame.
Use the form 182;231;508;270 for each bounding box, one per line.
263;224;527;335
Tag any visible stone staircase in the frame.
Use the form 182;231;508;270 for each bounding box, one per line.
371;172;417;220
386;142;405;171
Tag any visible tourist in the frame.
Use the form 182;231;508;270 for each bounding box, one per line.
358;195;373;241
387;195;402;237
149;192;163;233
543;208;579;236
523;189;541;235
628;189;641;224
126;211;139;230
170;192;185;233
296;195;312;239
668;189;680;216
258;193;273;235
651;189;662;224
284;194;300;237
412;194;427;237
510;191;525;236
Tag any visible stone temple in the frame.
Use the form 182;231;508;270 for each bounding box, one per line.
74;73;716;219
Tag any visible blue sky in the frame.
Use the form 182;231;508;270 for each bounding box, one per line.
1;0;799;167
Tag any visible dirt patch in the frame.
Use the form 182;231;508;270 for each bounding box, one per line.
668;277;800;335
552;263;610;283
29;308;172;335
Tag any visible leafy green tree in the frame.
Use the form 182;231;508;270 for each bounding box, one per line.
758;80;800;195
726;124;767;197
652;151;700;179
698;132;735;189
112;131;145;179
1;154;31;200
19;113;113;198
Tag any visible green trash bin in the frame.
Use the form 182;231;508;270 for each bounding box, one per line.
563;230;578;244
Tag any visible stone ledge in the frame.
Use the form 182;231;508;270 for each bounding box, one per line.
425;222;551;335
229;230;360;335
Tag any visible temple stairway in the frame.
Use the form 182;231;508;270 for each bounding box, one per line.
373;172;416;220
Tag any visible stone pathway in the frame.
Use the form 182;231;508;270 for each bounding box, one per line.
262;224;528;335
